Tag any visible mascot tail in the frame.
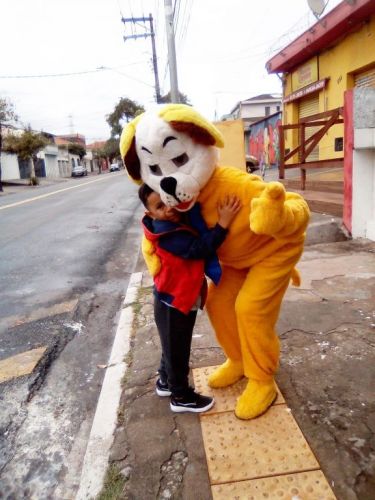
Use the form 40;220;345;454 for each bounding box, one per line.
290;268;301;287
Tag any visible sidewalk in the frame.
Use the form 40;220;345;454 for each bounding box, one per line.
0;177;69;196
101;235;375;500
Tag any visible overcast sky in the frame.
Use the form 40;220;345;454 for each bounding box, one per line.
1;0;342;143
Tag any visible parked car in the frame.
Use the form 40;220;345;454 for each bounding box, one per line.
71;165;88;177
109;163;120;172
245;154;259;173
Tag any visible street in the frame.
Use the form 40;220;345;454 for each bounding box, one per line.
0;173;143;497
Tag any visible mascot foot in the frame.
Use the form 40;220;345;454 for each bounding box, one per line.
235;379;277;420
208;359;244;388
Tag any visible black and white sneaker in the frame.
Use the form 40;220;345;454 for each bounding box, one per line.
170;389;214;413
155;378;172;397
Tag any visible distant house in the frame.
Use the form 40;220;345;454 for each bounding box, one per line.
55;133;87;177
54;133;86;147
0;125;60;180
221;94;282;172
227;94;282;128
85;141;107;173
1;127;89;180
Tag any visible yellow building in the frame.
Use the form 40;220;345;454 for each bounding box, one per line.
266;0;375;167
214;119;246;171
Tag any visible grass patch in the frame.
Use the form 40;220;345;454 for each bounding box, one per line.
97;464;126;500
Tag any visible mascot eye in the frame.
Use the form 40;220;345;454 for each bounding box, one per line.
172;153;189;167
149;164;162;175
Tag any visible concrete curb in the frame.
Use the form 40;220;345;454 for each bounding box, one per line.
76;271;143;499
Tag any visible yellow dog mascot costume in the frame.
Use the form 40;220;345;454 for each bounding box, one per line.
120;104;310;420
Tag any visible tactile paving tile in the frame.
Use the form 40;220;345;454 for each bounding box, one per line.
200;406;319;485
192;365;284;414
211;470;336;499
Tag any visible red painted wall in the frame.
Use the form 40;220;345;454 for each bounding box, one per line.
248;113;282;167
343;90;353;233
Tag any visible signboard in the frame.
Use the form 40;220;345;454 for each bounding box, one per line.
292;57;318;91
284;78;328;103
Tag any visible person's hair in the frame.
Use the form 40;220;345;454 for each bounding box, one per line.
138;183;155;209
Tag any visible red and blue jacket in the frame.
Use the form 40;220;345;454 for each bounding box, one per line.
142;210;227;315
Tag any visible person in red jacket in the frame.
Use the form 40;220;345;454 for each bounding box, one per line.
139;183;241;413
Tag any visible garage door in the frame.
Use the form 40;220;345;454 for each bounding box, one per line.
354;66;375;88
298;94;319;161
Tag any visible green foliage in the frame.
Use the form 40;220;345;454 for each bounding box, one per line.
67;142;86;159
103;137;120;162
0;97;18;123
3;126;48;160
97;464;126;500
106;97;145;138
159;91;191;105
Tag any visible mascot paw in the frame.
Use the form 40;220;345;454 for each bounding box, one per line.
207;359;244;388
235;379;277;420
250;182;287;235
142;236;161;277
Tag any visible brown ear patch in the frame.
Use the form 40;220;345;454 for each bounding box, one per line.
124;138;141;181
169;121;216;146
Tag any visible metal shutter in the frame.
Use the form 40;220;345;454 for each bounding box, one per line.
354;67;375;88
298;94;319;161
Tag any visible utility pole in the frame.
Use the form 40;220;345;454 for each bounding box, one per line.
164;0;179;103
122;14;161;103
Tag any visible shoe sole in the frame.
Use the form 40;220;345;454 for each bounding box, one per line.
156;387;172;397
170;399;215;413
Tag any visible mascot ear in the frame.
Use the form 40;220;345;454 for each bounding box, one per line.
159;104;224;148
120;114;144;184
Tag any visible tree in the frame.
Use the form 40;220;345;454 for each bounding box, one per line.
67;142;86;159
106;97;145;138
3;126;49;184
0;98;18;191
159;91;191;105
102;137;120;163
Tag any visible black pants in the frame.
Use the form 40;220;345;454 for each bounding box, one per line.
154;298;198;397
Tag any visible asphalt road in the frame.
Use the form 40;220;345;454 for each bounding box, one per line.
0;172;144;497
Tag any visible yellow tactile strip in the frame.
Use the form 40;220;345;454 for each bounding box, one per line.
193;365;284;414
192;365;336;499
211;470;336;499
0;346;47;384
200;407;319;484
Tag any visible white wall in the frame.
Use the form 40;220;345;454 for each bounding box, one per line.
241;102;280;119
38;144;60;178
352;147;375;240
352;88;375;241
1;152;20;180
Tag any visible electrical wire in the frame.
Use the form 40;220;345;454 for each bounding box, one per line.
0;63;148;82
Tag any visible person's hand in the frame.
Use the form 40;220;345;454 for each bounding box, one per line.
217;195;242;229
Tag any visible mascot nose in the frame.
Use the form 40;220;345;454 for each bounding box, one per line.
160;177;177;197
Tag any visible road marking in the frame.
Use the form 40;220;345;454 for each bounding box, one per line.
0;346;47;384
0;173;122;211
4;299;78;329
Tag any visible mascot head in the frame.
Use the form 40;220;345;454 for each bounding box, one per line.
120;104;224;211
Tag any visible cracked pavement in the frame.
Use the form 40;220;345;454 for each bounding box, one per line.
110;238;375;500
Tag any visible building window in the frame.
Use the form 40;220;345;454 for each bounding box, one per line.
276;105;280;112
335;137;343;152
265;106;270;116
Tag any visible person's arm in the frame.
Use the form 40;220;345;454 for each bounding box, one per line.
159;224;227;259
160;195;242;259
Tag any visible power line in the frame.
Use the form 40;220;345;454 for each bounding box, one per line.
0;68;108;79
0;63;145;80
